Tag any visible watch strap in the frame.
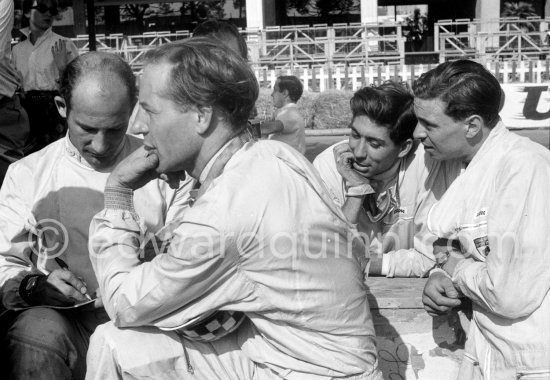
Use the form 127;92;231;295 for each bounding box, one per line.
19;273;46;305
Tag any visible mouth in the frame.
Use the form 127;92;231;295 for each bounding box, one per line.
143;144;157;156
352;161;371;173
418;141;433;149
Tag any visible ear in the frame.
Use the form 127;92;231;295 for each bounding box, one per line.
194;105;214;135
282;88;290;100
397;138;414;158
464;115;483;139
54;96;67;118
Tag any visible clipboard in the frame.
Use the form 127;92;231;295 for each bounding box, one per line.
11;298;97;312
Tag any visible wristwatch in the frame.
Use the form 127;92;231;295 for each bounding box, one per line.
19;274;46;305
422;251;451;278
435;251;450;269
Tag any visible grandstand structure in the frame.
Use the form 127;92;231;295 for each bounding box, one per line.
66;17;550;87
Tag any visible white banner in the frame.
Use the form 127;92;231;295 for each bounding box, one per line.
501;84;550;129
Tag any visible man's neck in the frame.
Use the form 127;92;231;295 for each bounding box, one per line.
29;25;48;44
370;158;402;193
282;100;295;108
189;127;237;180
461;125;493;165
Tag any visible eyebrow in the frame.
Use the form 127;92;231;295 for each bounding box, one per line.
74;120;96;130
416;116;434;126
75;120;125;131
350;125;385;144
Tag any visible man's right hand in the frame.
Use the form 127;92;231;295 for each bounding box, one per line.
106;146;160;191
333;143;369;188
422;271;461;316
31;269;90;306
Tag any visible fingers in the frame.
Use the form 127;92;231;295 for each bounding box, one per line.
332;143;351;160
158;172;182;189
48;269;89;302
94;291;104;309
51;39;65;54
339;151;355;167
422;273;461;315
441;277;460;299
142;148;160;171
422;293;455;315
333;143;356;171
108;146;160;190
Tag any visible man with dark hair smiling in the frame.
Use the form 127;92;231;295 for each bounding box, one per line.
86;39;382;380
314;82;462;277
0;52;185;380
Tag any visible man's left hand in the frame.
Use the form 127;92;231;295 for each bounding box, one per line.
106;146;160;190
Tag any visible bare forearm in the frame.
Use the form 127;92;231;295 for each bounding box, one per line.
260;120;284;136
341;196;364;224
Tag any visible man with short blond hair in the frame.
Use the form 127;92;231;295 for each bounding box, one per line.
86;39;382;380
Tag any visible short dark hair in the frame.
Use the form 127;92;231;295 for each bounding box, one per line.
413;60;502;128
23;0;57;14
143;38;258;129
276;76;303;103
192;20;248;60
350;81;417;145
59;52;136;114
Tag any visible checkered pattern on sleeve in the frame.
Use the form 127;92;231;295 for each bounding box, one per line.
176;310;246;342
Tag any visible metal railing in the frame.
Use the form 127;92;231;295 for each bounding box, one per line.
435;17;550;62
12;18;543;71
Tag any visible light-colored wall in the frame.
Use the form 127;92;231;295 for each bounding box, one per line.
360;0;378;23
476;0;500;48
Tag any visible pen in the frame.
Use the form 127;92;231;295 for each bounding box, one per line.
54;257;93;301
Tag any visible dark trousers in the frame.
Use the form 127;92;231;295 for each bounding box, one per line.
0;94;29;186
0;307;110;380
21;91;66;154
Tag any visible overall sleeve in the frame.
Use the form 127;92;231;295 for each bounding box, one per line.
381;152;458;278
452;154;550;319
312;144;346;207
0;164;38;309
89;187;245;328
382;246;435;278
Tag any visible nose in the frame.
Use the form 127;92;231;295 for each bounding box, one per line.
413;122;426;140
353;140;368;161
90;132;109;156
129;105;150;135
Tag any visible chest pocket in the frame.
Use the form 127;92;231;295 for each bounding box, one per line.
457;207;490;262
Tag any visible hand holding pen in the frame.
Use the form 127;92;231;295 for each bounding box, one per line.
54;257;93;301
27;258;93;306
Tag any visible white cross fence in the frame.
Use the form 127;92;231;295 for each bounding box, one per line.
255;60;550;92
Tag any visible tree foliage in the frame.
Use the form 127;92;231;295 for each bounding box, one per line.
286;0;359;17
501;1;538;18
501;1;539;31
181;1;226;20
